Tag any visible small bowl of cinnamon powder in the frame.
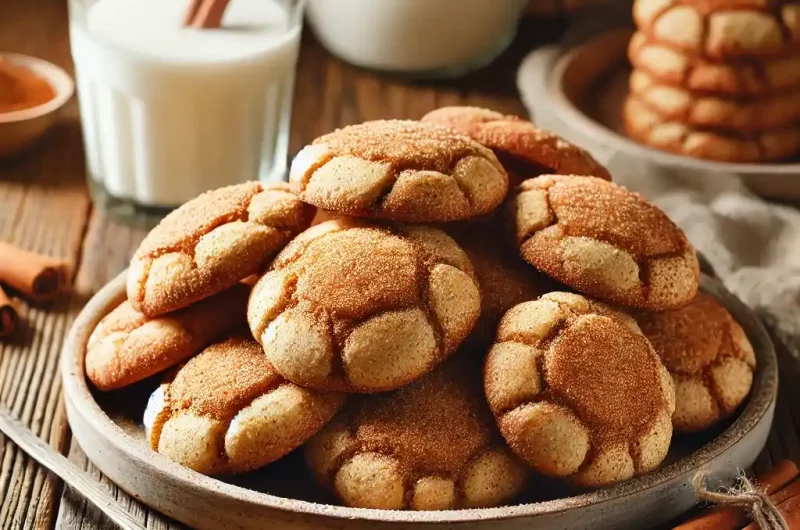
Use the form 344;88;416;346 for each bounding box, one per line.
0;53;74;158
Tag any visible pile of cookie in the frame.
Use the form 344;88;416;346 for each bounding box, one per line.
86;107;756;511
626;0;800;163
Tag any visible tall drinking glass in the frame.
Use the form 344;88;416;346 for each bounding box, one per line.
68;0;305;221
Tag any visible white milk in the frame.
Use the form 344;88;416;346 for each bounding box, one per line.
307;0;527;75
70;0;301;208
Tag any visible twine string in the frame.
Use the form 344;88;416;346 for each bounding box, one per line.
693;471;789;530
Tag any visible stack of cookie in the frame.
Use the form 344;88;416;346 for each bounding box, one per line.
85;108;756;511
626;0;800;163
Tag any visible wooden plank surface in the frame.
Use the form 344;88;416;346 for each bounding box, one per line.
0;1;798;529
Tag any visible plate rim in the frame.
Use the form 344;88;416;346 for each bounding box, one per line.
61;271;778;524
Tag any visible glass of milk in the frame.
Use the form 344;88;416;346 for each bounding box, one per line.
69;0;305;219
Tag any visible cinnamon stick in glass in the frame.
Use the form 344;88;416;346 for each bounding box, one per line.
184;0;231;29
0;285;18;338
0;242;69;301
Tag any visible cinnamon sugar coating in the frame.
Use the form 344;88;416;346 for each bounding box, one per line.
305;360;529;510
86;284;249;391
629;69;800;132
628;31;800;96
634;292;756;432
127;182;315;317
633;0;800;60
422;106;611;186
624;96;800;162
509;175;699;310
247;218;481;393
143;337;343;475
289;120;508;222
484;292;675;488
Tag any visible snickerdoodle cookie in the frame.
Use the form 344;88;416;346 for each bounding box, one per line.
143;337;343;475
624;96;800;162
422;106;611;186
634;292;756;432
128;182;315;317
633;0;800;60
484;292;675;487
509;175;699;310
289;120;508;222
629;69;800;132
305;360;529;510
247;218;481;393
86;284;249;391
628;31;800;96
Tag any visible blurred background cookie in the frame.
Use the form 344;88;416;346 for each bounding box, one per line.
509;175;699;310
634;292;756;433
484;292;675;488
633;0;800;60
128;182;315;317
289;120;508;222
143;337;343;475
305;359;528;510
629;69;800;132
421;106;611;186
247;218;480;393
623;96;800;163
628;31;800;97
86;284;249;392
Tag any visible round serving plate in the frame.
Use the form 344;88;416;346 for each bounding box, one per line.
62;272;777;530
517;25;800;201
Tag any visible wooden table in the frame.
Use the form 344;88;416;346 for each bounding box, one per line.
1;1;798;529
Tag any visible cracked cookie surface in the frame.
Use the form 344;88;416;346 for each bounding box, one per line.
484;292;675;488
247;218;481;393
624;96;800;162
422;106;611;186
305;359;529;510
127;182;315;317
289;120;508;222
143;337;343;475
509;175;699;310
633;0;800;60
634;292;756;432
87;284;249;391
628;31;800;96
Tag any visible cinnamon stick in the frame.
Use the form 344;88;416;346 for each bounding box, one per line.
0;242;69;301
0;284;18;338
674;461;800;530
184;0;230;29
743;481;800;530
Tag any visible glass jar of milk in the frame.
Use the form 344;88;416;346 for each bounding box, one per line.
69;0;304;219
306;0;528;78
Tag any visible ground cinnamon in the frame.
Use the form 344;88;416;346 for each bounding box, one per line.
674;461;800;530
183;0;231;29
0;285;18;338
0;58;56;114
0;242;69;301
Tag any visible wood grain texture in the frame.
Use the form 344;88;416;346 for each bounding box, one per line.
0;0;797;529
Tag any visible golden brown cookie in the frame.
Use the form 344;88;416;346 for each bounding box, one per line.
128;182;315;317
143;337;343;475
628;31;800;96
86;284;249;391
624;95;800;162
629;69;800;132
509;175;699;310
634;292;756;433
289;120;508;222
421;106;611;186
633;0;800;60
446;225;553;350
305;359;529;510
484;292;675;488
247;218;481;393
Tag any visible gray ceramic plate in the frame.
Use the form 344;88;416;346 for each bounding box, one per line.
61;272;777;530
